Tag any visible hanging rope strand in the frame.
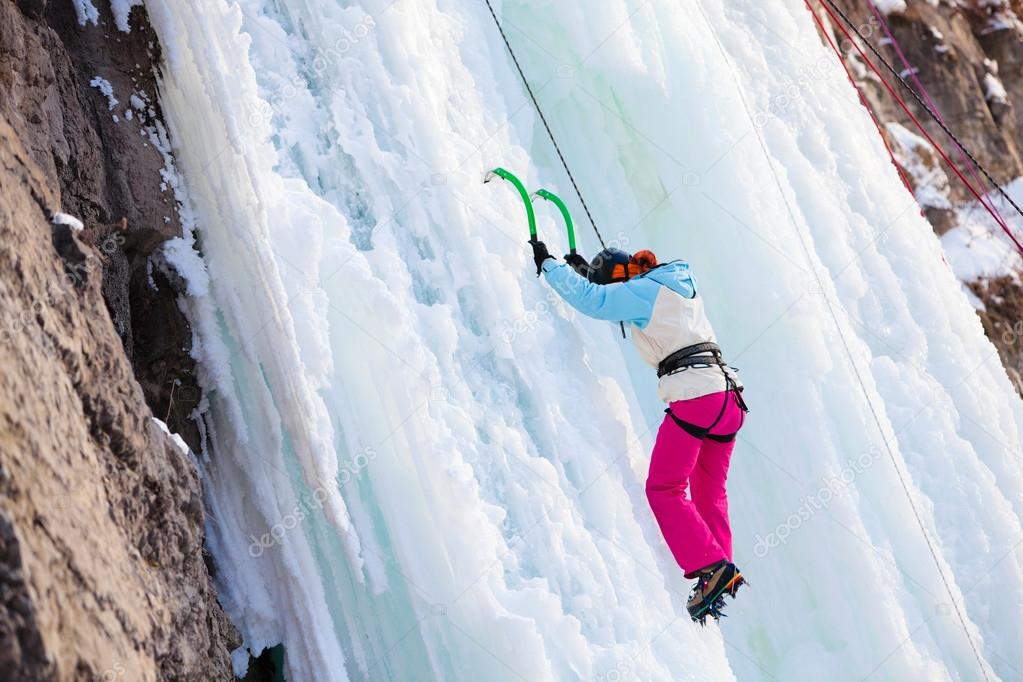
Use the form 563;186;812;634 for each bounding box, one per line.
865;1;1012;231
482;0;606;248
807;4;914;194
818;0;1023;253
821;0;1023;250
695;0;991;677
806;3;995;668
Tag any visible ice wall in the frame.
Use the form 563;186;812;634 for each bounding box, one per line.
143;0;1023;680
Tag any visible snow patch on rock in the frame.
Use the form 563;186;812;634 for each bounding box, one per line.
89;76;119;110
984;72;1009;104
72;0;99;26
111;0;144;32
50;212;84;231
886;122;952;209
944;177;1023;281
874;0;907;15
152;417;190;456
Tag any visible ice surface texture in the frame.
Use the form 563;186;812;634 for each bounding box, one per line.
144;0;1023;680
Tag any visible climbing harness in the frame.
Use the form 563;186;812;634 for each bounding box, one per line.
481;0;606;249
657;342;727;378
697;1;992;676
659;342;748;443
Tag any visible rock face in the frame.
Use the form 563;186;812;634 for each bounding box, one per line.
1;1;1020;680
827;0;1023;201
0;2;236;680
0;0;204;448
820;0;1023;395
0;116;237;681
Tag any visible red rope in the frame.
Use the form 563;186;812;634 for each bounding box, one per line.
814;0;1023;255
805;0;914;196
866;0;1012;231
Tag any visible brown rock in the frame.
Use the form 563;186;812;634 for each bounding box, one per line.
0;0;203;446
0;116;236;680
829;0;1023;202
0;1;237;678
821;0;1023;395
970;275;1023;396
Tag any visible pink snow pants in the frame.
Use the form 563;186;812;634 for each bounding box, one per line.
645;391;745;579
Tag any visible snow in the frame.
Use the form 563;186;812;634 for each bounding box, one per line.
961;283;987;311
73;0;99;26
111;0;144;32
874;0;908;15
944;177;1023;281
89;76;118;111
143;0;1023;680
71;0;142;31
145;258;157;290
984;73;1009;104
152;416;190;456
885;122;952;209
51;212;84;231
981;9;1023;35
943;220;1021;281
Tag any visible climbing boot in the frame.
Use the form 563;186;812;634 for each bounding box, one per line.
687;561;745;625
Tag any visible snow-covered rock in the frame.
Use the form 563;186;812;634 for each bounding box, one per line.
50;212;84;231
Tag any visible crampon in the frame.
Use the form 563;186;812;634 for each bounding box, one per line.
687;562;746;626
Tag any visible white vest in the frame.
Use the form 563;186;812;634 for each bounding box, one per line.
631;287;741;403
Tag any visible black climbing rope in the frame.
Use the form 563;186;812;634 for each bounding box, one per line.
482;0;607;249
700;2;993;677
822;0;1023;225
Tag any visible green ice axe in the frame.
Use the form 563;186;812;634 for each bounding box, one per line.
532;189;576;255
484;167;537;242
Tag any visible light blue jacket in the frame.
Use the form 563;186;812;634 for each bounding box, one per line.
540;259;697;329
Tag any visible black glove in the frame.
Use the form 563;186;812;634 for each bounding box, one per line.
530;240;555;276
564;253;592;278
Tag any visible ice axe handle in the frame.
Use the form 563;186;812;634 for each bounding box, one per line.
485;167;537;241
533;189;575;253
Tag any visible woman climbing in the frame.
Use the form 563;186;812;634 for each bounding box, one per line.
529;241;748;624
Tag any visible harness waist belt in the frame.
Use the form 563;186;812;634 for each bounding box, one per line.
664;408;737;443
657;342;723;378
658;343;748;442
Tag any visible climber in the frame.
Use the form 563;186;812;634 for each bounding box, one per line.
530;242;748;624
